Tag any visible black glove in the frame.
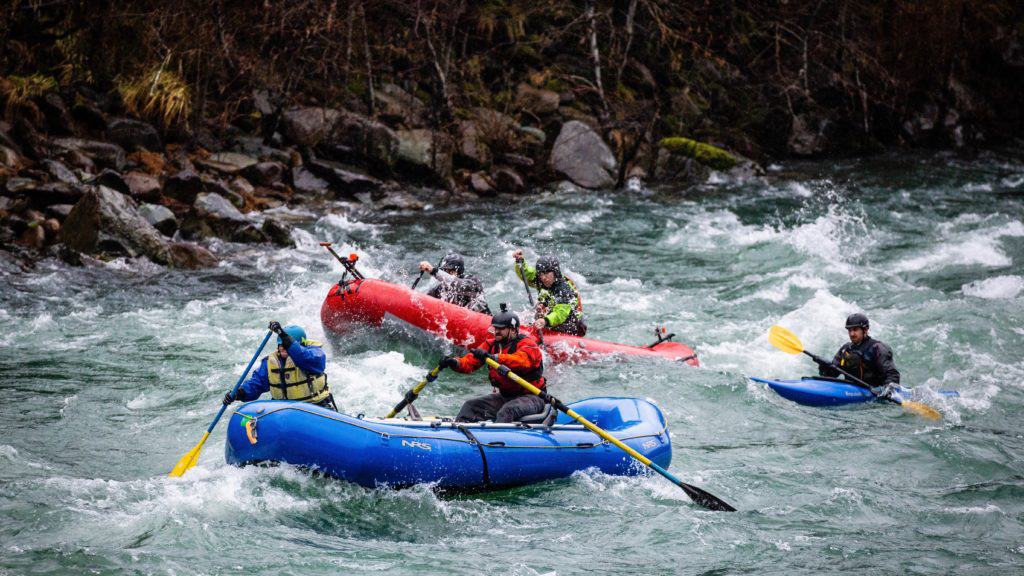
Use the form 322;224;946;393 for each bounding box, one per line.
268;321;284;335
441;355;460;369
223;390;237;405
470;348;494;362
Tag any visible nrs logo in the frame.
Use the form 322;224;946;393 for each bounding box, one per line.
402;440;432;451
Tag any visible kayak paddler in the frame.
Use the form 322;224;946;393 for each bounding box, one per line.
223;322;338;411
418;252;491;314
818;313;902;398
512;250;587;336
442;307;547;423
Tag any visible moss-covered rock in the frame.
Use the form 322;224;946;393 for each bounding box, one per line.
657;137;738;171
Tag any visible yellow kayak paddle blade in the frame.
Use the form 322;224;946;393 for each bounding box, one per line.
168;431;210;477
900;400;942;421
768;325;804;355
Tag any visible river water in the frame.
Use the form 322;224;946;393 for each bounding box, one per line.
2;152;1023;575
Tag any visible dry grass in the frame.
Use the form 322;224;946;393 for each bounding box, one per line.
117;66;191;128
1;74;58;118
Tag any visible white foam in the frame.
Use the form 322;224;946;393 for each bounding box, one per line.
962;275;1024;300
896;219;1024;272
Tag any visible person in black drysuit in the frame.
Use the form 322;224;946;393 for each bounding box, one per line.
418;253;491;314
819;313;901;397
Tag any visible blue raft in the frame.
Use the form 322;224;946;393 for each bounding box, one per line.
225;397;672;491
752;376;959;407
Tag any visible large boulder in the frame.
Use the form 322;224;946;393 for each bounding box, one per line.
183;192;266;243
549;121;617;189
334;111;399;172
163;169;204;203
58;185;170;264
138;203;178;236
196;152;258;175
291;166;330;195
788;113;830;156
456;119;491;168
106;118;162;151
123;171;161;202
306;158;382;195
374;83;427;126
280;107;341;147
168;241;218;269
241;161;284;186
395;128;453;182
41;159;78;184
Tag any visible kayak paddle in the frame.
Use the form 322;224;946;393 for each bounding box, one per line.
767;325;941;420
482;356;736;511
169;329;273;477
386;362;447;418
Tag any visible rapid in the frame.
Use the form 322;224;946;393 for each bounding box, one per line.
1;151;1023;574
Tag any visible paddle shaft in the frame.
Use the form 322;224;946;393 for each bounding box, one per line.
482;357;735;511
515;259;535;307
804;350;899;402
320;242;363;279
209;330;273;433
412;257;443;289
386;364;445;418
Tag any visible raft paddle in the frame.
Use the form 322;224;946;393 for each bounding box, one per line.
169;329;273;477
514;256;535;307
386;363;447;418
412;257;443;290
767;325;942;420
482;357;736;511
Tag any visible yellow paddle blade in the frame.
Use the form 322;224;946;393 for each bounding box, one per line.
901;400;942;421
168;431;210;477
768;325;804;355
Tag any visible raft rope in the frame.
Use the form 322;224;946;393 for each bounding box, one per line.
455;424;491;486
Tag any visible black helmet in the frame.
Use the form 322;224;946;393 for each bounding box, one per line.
845;313;869;329
491;303;520;331
535;254;560;274
439;253;465;277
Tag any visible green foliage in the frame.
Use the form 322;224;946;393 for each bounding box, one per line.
2;74;58;118
659;137;738;170
117;67;191;128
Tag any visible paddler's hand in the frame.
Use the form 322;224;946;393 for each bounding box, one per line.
534;318;547;330
223;390;237;405
470;348;495;363
441;356;460;370
512;249;524;262
419;261;434;274
268;321;284;336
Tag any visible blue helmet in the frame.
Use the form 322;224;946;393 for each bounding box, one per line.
279;324;307;345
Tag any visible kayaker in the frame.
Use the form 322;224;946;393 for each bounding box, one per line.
223;322;337;411
511;250;587;336
443;307;547;422
418;253;491;314
819;313;901;396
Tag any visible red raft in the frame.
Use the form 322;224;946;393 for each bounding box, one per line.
320;277;699;366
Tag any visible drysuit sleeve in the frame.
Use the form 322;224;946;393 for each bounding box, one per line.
515;261;540;289
542;282;577;327
495;337;542;372
236;357;270;401
544;302;573;327
873;342;900;385
287;342;326;375
453;347;485;373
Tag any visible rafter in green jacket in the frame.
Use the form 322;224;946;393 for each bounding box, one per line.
658;137;738;171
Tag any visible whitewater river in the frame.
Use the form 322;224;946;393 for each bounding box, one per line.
2;152;1023;574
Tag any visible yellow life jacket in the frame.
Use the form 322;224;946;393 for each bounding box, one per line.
267;349;330;404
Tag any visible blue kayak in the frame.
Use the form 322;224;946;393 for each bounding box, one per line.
225;397;672;491
751;376;958;407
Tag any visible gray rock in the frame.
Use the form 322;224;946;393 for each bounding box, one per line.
549;121;617;189
652;147;710;183
469;171;496;196
241;161;284;186
492;166;524;193
106;117;162;151
334;111;399;171
396;129;454;182
195;192;245;222
501;153;534;168
375;190;426;211
456;120;491;168
51;138;126;171
71;100;108;132
516;125;547;145
374;83;427;126
139;203;178;236
261;218;295;247
123;172;161;201
231;136;293;164
515;83;560;116
7;179;86;208
40;93;74;135
0;145;19;169
185;192;267;243
169;241;219;269
196;152;258;175
5;177;36;194
89;169;130;196
788;113;830;156
291;167;330;194
59;185;170;264
306;158;382;194
164;170;204;203
280;107;342;147
43;159;78;183
47;204;75;219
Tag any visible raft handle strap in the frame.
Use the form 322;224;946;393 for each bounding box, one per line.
456;424;490;486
